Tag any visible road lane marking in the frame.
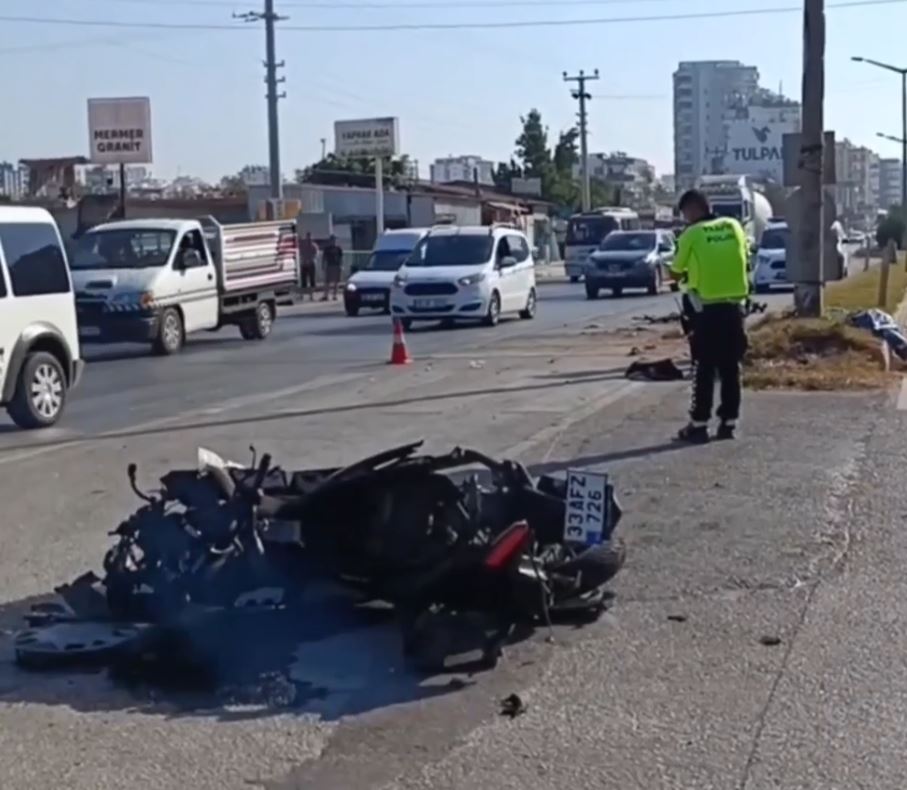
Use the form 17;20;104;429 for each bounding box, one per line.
0;372;372;468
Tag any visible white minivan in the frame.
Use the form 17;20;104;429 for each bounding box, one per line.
0;206;83;429
390;225;537;329
343;227;430;317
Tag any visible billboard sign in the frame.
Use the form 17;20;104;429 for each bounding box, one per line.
87;97;152;165
334;117;399;158
720;116;799;182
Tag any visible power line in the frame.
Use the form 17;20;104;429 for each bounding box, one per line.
1;0;904;32
45;0;750;7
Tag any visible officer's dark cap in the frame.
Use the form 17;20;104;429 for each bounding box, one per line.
678;189;711;213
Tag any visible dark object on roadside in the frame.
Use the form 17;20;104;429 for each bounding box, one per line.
759;635;782;647
850;308;907;361
626;358;685;382
628;346;642;357
746;299;768;315
667;614;688;623
500;693;527;718
635;312;682;325
17;442;627;676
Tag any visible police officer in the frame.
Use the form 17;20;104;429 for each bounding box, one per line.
669;189;750;443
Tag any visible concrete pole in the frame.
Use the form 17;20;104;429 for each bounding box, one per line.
263;0;285;201
375;157;385;235
794;0;825;318
564;69;599;212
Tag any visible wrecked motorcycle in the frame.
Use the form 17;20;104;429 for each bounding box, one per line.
206;441;626;669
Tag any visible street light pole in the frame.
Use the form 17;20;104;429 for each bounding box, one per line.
852;55;907;210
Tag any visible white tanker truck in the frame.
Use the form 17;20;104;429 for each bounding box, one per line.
695;174;774;250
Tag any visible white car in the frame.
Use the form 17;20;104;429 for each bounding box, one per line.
390;225;537;329
752;222;790;293
0;206;83;429
344;228;430;317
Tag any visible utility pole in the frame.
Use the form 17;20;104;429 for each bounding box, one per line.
320;138;327;160
237;1;286;201
564;69;599;212
796;0;825;317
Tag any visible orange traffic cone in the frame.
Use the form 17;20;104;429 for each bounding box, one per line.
389;318;412;365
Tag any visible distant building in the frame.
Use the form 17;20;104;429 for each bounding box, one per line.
835;139;881;223
575;152;655;206
0;161;27;200
673;60;760;190
430;156;494;186
879;158;903;210
76;164;151;194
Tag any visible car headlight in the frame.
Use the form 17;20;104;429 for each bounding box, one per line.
346;282;357;292
111;291;154;307
393;274;406;288
458;273;486;286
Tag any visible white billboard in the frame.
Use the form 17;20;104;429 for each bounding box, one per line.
720;113;800;183
87;97;152;165
334;117;399;158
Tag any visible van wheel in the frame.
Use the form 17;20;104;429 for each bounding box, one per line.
570;276;581;284
240;301;275;340
7;352;67;429
153;308;184;355
611;287;623;298
519;288;537;319
585;283;600;300
647;268;662;296
483;291;502;327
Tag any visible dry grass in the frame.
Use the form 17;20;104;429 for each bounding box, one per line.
825;256;907;314
744;314;894;391
743;257;907;390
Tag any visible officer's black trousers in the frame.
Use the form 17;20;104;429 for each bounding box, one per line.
688;302;748;425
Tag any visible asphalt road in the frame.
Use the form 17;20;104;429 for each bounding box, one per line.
2;281;774;449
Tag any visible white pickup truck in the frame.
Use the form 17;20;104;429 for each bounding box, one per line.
70;216;299;355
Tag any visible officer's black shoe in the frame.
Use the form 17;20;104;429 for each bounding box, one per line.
675;424;710;445
715;423;737;441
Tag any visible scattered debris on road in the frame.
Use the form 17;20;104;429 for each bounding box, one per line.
625;358;686;382
759;635;783;648
499;693;527;718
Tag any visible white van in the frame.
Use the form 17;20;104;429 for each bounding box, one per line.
390;225;537;329
0;206;83;429
343;227;430;317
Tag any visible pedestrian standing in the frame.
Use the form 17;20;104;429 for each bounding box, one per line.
669;189;750;443
321;234;343;302
298;231;319;301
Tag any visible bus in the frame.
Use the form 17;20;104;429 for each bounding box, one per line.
564;207;641;282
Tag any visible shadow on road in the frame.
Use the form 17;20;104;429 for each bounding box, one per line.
0;589;479;723
0;367;631;453
530;441;691;475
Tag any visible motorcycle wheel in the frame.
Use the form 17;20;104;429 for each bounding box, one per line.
551;538;626;593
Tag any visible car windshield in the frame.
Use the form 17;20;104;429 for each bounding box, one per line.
566;216;618;245
761;229;789;250
407;235;493;267
71;228;176;270
366;250;412;272
712;203;743;220
598;232;657;252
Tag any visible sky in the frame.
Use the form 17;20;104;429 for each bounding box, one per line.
2;0;907;183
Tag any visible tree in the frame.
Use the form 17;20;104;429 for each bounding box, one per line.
493;160;522;190
553;127;579;174
515;109;551;179
877;206;905;249
295;154;415;188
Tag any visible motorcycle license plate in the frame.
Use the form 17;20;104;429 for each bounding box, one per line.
563;469;609;547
